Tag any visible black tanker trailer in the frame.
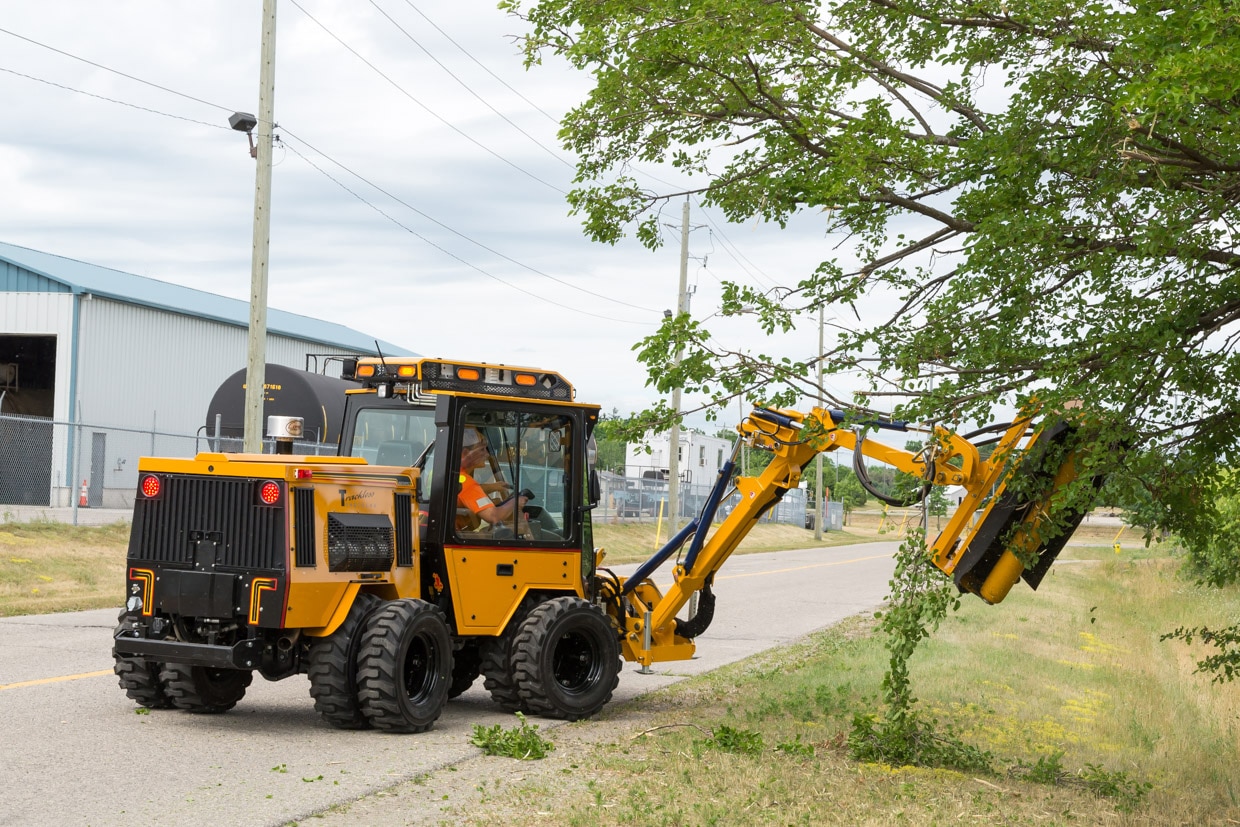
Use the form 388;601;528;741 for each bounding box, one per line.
204;363;354;448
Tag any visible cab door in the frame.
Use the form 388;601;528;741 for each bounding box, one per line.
425;396;588;636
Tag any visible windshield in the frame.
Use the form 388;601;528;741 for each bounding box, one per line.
348;407;436;468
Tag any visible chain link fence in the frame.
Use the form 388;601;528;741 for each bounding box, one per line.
596;471;812;527
0;413;333;513
1;413;822;529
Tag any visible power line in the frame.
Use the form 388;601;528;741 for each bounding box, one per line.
693;196;780;290
279;127;660;315
280;137;654;326
0;25;235;114
0;65;230;130
400;0;562;126
287;0;567;195
0;27;660;317
367;0;573;169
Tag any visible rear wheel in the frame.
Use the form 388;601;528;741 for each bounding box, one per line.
307;591;381;729
114;656;172;708
479;597;537;712
357;599;452;733
512;597;620;721
449;641;482;699
113;610;171;709
160;663;253;713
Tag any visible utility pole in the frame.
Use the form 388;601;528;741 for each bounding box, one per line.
243;0;277;453
815;305;824;540
668;198;691;533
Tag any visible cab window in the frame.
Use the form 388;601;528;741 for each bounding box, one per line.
453;408;572;544
348;408;436;468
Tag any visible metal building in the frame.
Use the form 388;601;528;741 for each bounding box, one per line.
0;241;412;507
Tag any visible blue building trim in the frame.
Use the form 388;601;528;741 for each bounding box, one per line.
0;241;413;356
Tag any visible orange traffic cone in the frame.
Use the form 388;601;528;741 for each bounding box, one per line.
79;479;89;508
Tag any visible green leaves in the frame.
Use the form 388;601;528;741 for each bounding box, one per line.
470;712;555;759
846;529;994;772
505;0;1240;471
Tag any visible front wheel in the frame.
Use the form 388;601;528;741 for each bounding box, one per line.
512;597;620;721
356;599;452;733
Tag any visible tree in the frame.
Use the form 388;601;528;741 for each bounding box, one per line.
504;0;1240;497
592;408;629;474
832;474;867;516
505;0;1240;679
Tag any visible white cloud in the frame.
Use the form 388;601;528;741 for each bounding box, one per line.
0;0;862;424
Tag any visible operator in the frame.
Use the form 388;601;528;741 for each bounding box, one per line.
457;428;528;529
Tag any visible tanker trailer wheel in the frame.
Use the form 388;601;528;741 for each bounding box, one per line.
113;611;172;709
512;596;620;721
160;663;253;713
356;599;452;733
307;591;381;729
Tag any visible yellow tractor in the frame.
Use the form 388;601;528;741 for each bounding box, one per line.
114;357;1095;732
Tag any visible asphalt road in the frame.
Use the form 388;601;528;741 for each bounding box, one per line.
0;542;897;827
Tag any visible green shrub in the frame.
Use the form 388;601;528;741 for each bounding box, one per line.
470;712;554;759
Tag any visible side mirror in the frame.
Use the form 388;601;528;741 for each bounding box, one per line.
581;469;601;512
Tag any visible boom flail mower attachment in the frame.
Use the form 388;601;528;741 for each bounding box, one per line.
610;406;1097;668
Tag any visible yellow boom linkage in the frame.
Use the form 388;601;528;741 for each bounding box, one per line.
616;406;1091;668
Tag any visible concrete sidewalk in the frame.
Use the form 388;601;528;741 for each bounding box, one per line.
1;505;131;526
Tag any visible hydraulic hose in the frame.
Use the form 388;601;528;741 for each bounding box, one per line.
852;429;932;507
673;579;716;640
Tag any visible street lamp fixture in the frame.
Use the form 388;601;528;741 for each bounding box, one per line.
229;111;258;158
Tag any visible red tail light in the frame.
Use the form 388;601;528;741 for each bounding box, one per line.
138;474;162;499
257;480;282;506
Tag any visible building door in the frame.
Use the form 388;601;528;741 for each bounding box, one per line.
0;335;56;506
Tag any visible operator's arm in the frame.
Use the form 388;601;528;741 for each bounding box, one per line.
458;473;527;526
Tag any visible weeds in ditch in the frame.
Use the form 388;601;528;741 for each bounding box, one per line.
470;712;554;760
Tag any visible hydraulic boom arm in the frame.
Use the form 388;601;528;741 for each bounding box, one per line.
609;406;1093;668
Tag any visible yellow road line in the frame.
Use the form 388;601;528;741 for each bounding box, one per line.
716;551;894;581
2;553;895;691
0;668;113;691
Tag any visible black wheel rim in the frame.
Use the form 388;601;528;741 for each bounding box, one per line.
402;634;436;703
552;629;602;695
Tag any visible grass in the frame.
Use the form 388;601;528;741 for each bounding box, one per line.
457;544;1240;826
0;519;130;616
592;520;875;564
0;516;870;616
470;712;556;760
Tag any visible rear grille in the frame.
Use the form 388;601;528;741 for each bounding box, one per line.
129;475;286;572
394;493;413;567
326;512;394;572
294;488;317;567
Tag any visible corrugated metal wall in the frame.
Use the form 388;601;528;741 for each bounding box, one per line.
4;265;387;507
76;297;361;436
1;261;71;293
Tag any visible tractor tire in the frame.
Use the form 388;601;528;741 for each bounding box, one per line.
160;663;253;713
356;599;452;733
479;596;538;712
114;656;172;709
113;610;172;709
306;591;381;729
512;596;620;721
448;641;482;699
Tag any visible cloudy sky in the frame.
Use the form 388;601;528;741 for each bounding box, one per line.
0;1;847;422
